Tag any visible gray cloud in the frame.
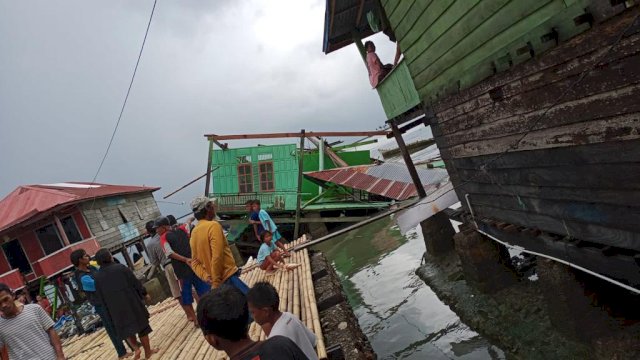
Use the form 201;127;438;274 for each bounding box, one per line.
0;0;396;215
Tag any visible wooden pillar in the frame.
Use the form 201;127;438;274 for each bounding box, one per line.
390;121;426;198
204;140;214;196
352;32;367;64
294;130;306;240
121;247;134;270
318;137;324;194
53;215;71;246
138;238;149;262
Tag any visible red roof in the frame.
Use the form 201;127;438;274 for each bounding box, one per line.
304;163;449;201
0;182;159;234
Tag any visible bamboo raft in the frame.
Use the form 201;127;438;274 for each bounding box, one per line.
62;236;327;359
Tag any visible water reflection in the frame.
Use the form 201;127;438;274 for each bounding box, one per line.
314;217;504;359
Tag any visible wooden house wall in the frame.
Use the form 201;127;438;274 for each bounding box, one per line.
381;0;630;105
425;9;640;252
80;192;160;250
0;251;10;274
0;206;95;279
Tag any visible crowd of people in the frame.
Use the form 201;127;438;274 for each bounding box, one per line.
0;195;316;360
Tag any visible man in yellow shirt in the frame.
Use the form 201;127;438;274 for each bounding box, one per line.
189;196;249;294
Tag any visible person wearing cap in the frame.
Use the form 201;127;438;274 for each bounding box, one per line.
189;196;249;294
145;221;183;313
155;216;211;324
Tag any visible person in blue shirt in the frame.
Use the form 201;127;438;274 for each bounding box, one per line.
251;200;290;257
257;231;285;273
70;249;130;359
245;200;264;242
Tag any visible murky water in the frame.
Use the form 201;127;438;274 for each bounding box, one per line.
313;216;504;360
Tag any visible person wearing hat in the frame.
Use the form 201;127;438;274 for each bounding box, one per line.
155;216;211;325
189;196;249;294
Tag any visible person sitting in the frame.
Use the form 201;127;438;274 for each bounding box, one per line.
257;231;286;273
251;200;290;256
365;40;393;88
247;282;318;360
196;285;308;360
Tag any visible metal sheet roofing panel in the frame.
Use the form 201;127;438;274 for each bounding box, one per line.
304;163;449;201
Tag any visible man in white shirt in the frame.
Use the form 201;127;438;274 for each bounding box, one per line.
247;282;318;360
0;283;65;360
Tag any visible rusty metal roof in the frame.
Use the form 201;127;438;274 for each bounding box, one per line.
0;182;159;234
304;163;448;200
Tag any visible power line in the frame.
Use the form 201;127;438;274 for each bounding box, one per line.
85;0;158;199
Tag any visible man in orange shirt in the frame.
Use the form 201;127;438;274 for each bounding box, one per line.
189;196;249;295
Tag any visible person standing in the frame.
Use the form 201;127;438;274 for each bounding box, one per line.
145;221;183;308
155;216;211;323
189;196;249;294
70;249;130;359
196;285;308;360
93;249;158;360
245;200;264;242
247;282;318;359
0;283;66;360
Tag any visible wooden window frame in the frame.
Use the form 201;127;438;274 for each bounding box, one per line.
258;161;275;192
35;223;64;255
237;163;254;194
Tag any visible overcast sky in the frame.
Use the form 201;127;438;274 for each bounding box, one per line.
0;0;399;216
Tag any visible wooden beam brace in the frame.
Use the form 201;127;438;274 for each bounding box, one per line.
205;140;214;196
355;0;365;26
294;130;306;240
205;131;389;141
390;122;427;198
307;137;348;167
164;166;219;199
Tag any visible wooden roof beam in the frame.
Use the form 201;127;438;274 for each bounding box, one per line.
205;131;389;141
355;0;365;26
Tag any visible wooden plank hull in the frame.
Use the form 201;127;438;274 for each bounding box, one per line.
428;9;640;261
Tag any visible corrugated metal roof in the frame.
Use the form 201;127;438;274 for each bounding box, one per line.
304;163;448;201
0;182;160;234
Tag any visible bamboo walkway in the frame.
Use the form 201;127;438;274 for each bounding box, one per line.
63;237;326;360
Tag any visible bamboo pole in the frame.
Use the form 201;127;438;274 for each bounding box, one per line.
304;248;327;359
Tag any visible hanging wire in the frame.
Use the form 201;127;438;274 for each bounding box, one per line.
83;0;158;207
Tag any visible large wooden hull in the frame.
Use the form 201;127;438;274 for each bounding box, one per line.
429;10;640;284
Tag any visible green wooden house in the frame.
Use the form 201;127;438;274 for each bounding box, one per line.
322;2;640;289
209;144;372;213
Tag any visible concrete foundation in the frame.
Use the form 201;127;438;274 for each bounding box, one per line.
311;251;376;360
143;277;167;305
420;212;455;256
306;213;330;239
453;227;517;293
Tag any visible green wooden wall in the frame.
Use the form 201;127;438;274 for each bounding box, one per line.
210;144;371;210
381;0;596;104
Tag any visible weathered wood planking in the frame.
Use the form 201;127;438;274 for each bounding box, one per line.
381;0;630;103
459;182;640;208
80;193;160;249
421;8;640;255
472;204;640;251
451;138;640;170
477;222;640;286
429;2;639;115
470;193;640;233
